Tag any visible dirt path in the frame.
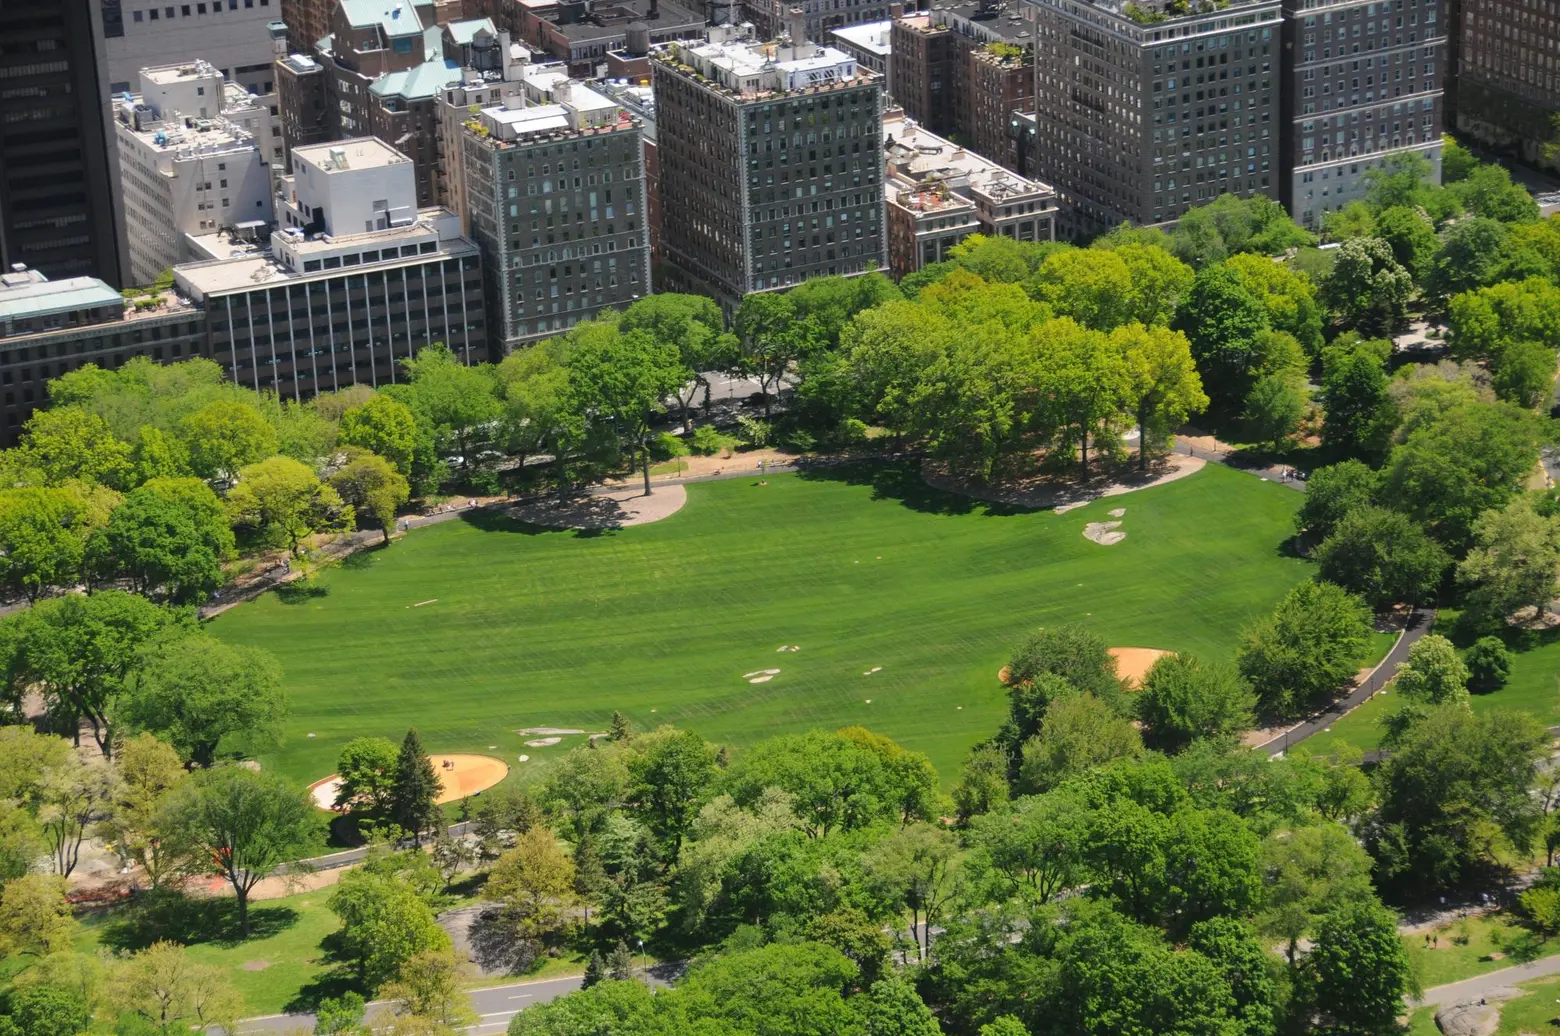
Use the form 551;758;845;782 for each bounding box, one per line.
923;453;1206;512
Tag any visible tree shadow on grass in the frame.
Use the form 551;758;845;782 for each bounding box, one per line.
796;458;1035;519
275;581;330;603
98;891;300;951
457;507;564;537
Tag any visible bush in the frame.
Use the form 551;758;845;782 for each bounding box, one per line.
690;425;736;456
780;428;816;452
736;416;773;448
837;418;870;445
649;432;690;462
1463;636;1512;693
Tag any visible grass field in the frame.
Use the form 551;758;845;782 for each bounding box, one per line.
1402;911;1556;990
213;462;1316;787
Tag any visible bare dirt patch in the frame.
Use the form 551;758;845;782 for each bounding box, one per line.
241;961;272;972
505;484;687;530
310;753;508;811
1110;647;1172;689
924;453;1205;513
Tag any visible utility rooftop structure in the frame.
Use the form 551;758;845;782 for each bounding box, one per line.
460;76;650;350
174;135;485;397
881;108;1054;276
1021;0;1282;237
504;0;707;76
114;60;275;286
651;22;887;304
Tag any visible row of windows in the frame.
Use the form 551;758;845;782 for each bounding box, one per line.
130;0;265;23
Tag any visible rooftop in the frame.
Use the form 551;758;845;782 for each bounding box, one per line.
659;28;870;97
292;137;411;171
444;16;497;45
829;19;892;56
906;1;1034;44
371;56;463;100
0;272;125;325
540;0;703;42
281;52;323;73
116;106;259;158
141;60;222;86
340;0;427;38
883;110;1051;209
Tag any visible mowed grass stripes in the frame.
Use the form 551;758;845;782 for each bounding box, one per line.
212;462;1312;786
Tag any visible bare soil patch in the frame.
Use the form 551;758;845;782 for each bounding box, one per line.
310;753;508;811
924;453;1205;513
1110;647;1172;689
505;485;686;530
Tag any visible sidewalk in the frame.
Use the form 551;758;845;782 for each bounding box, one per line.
1419;953;1560;1007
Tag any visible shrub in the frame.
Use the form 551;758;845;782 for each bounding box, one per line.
837;418;870;445
649;432;689;462
736;416;773;448
1463;636;1512;693
690;425;736;456
781;428;816;452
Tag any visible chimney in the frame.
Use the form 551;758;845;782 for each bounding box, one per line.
786;4;805;44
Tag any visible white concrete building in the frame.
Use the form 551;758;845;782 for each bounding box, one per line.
115;62;275;285
95;0;281;99
279;138;420;238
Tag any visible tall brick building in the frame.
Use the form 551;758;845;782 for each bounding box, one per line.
1449;0;1559;171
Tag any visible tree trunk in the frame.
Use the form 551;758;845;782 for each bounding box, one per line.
1138;401;1150;471
1079;422;1090;478
641;445;652;498
237;885;251;938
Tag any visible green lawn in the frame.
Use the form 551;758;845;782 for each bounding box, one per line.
213;463;1315;787
76;892;344;1016
1402;911;1556;990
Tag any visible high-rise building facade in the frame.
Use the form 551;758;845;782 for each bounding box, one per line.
1279;0;1446;230
1449;0;1557;170
0;0;123;284
173;137;487;397
889;3;1034;170
94;0;280;98
461;79;650;350
1023;0;1283;238
652;24;886;305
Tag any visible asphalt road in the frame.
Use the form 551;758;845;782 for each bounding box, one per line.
1418;953;1560;1008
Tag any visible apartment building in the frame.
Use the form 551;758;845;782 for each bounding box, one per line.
115;62;276;285
889;1;1034;170
461;78;650;349
94;0;280;98
829;18;892;81
1279;0;1446;229
0;265;206;442
1449;0;1557;169
743;0;903;44
652;23;886;306
173;137;486;397
434;28;535;225
881;108;1054;276
1023;0;1283;238
494;0;705;77
0;0;123;284
597;79;663;262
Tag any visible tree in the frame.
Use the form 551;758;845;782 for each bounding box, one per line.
1457;495;1560;624
121;633;287;766
507;979;657;1036
1463;636;1513;693
844;301;955;445
537;744;627;841
966;789;1088;904
1173;265;1268;410
0;488;92;600
314;992;368;1036
1224;252;1325;356
1237;580;1372;719
1324;237;1413;335
339;394;419;478
1393;634;1469;706
606;941;634;982
1313;505;1450;608
0;874;74;957
1430;218;1512;301
1241;373;1306;452
624;726;718;859
1319;341;1396;460
1368;706;1547;892
389;728;442;844
1018;693;1141;794
1492;340;1557;409
382;948;476;1029
1361;150;1439;212
863;976;941;1036
334;737;400;817
179;400;278;482
581;951;606;989
734;292;820;416
3;985;90;1036
328;869;453;988
721;730;918;838
979;1019;1030;1036
486;826;578;948
397;346;503;471
37;751;115;877
567;326;686;496
329;448;410;543
1371;205;1440;282
1030;249;1134;331
1005;623;1123;717
951;743;1010;823
1113;324;1207;468
1112;243;1196;327
664;942;862;1035
0;589;180;756
1306;899;1415;1035
161;766;317;937
1448;279;1560;363
620;293;735;430
15;407;134;489
94;487;228;602
1136;653;1256;751
105;732;196;888
1257;822;1375;968
108;940;243;1034
1450;162;1540;223
864;823;961;961
1381;402;1542;551
226;455;351;556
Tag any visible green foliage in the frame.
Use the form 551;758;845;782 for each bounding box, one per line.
966;789;1087;904
1237;580;1372;719
1313;505;1449;608
339;394;420;479
1306;899;1416;1034
1393;634;1470;706
1018;693;1141;795
1173;265;1269;410
863;976;940;1036
1136;653;1256;752
226;455;351;557
122;633;287;767
334;736;399;816
568;325;687;490
1319;339;1396;460
1457;494;1560;625
389;728;442;841
14;408;133;490
328;868;450;989
1463;636;1512;693
1323;236;1414;335
0;488;94;600
3;985;90;1036
1241;374;1305;453
1492;340;1557;409
181;400;279;482
94;485;230;602
328;448;410;543
951;743;1010;823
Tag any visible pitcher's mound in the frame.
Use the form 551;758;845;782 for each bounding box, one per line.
309;753;509;811
1110;647;1173;689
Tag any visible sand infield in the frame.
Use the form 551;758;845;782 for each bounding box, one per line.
998;647;1174;691
308;753;509;811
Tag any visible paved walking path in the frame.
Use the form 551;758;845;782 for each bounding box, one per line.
1253;607;1435;756
1419;953;1560;1007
